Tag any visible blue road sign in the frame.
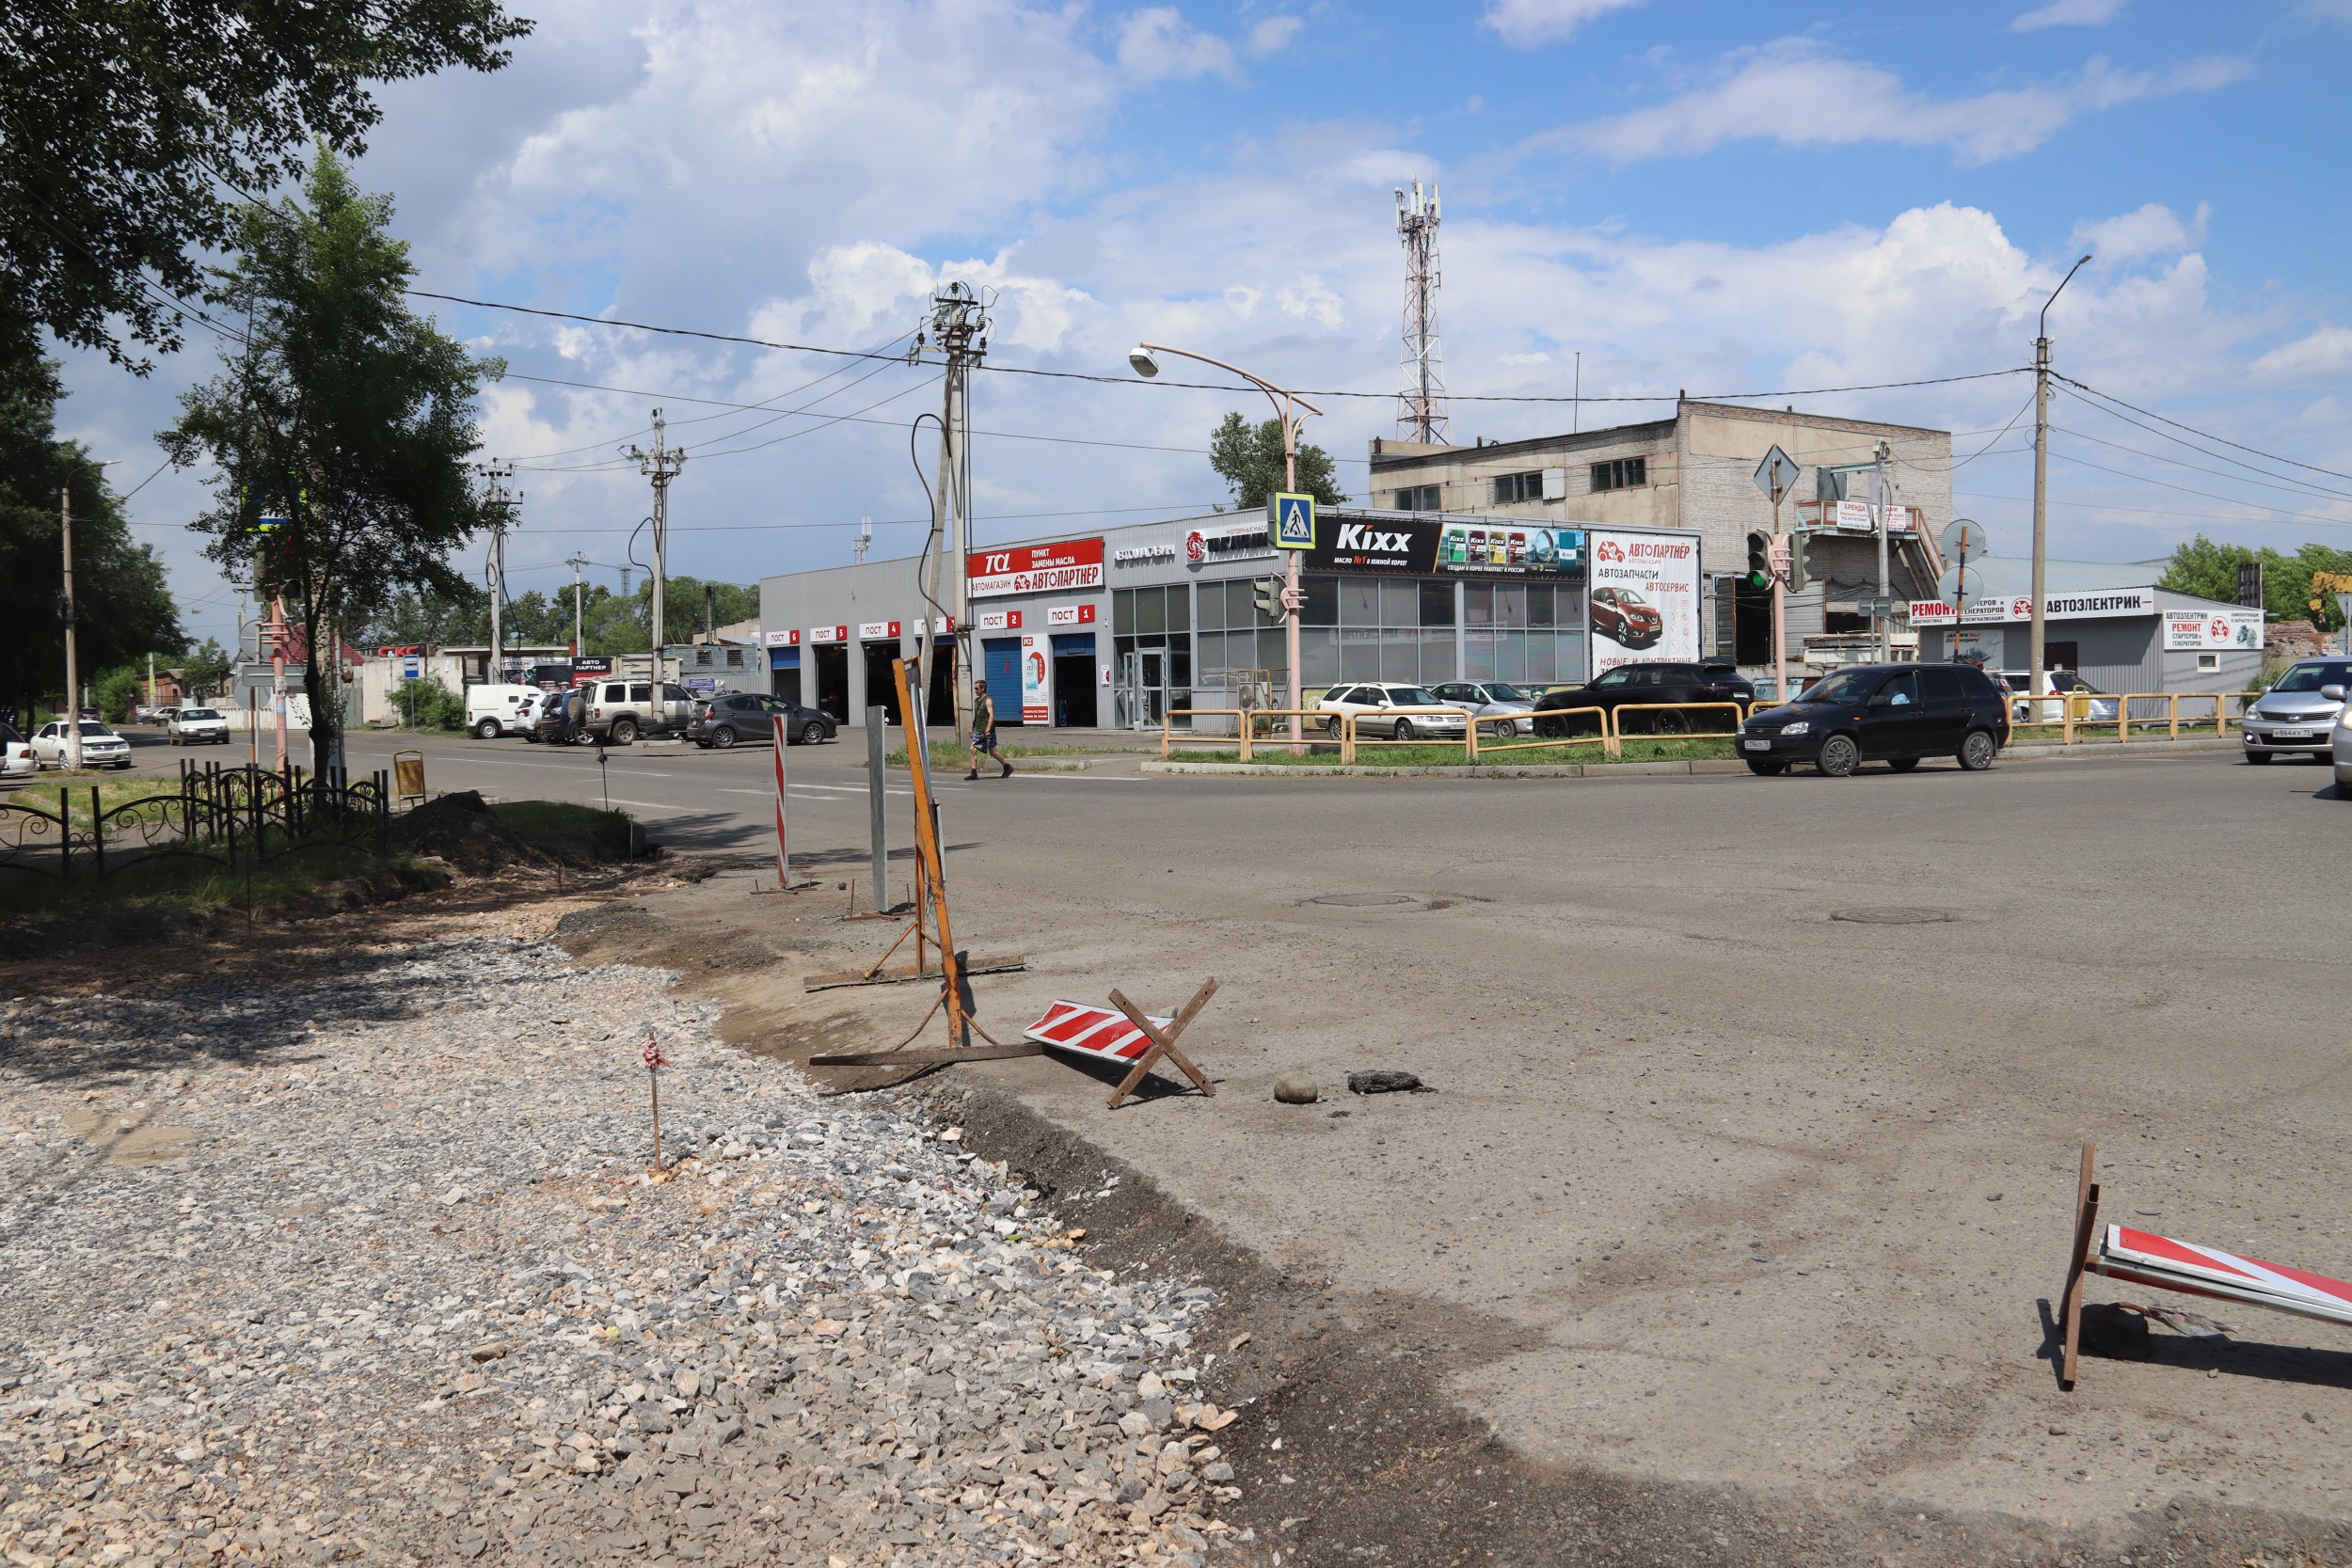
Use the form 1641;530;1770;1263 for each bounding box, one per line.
1269;491;1315;549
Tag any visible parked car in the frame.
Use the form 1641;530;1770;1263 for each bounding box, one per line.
584;679;695;744
688;692;837;749
2242;657;2352;764
464;682;546;739
166;706;230;745
1737;662;2010;777
1530;662;1756;736
31;720;134;769
1428;681;1537;738
2333;696;2352;795
149;705;182;727
1312;683;1469;741
523;689;578;744
1589;587;1664;649
1;721;32;778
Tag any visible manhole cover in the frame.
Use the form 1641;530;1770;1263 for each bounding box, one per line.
1309;893;1422;908
1831;908;1959;925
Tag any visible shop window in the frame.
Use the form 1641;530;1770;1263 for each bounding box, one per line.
1338;578;1381;627
1393;484;1440;512
1380;577;1419;628
1301;575;1339;626
1421;578;1455;626
1590;456;1648;493
1136;586;1166;637
2197;652;2219;672
1489;471;1545;504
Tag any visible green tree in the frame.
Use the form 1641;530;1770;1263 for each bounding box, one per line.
1208;413;1346;513
2158;535;2352;631
0;0;528;368
162;148;505;782
351;585;489;649
583;586;649;657
183;638;233;701
0;308;184;721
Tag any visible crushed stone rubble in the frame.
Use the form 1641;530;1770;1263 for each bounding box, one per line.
0;937;1248;1567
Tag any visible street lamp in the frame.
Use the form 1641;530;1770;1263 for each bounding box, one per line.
2030;253;2092;710
60;457;123;771
1126;342;1324;747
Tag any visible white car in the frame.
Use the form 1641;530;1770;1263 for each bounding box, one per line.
464;683;545;739
32;720;134;769
1;723;32;778
167;706;231;745
1313;682;1470;742
2334;696;2352;796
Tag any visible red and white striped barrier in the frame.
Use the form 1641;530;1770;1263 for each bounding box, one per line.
1022;1001;1173;1065
2090;1225;2352;1329
770;715;791;885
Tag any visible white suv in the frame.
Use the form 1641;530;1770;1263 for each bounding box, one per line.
585;680;694;744
1314;683;1470;742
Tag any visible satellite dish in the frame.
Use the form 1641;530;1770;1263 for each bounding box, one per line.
1937;567;1964;603
1942;518;1987;558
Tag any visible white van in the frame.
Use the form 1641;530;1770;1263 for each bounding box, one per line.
464;683;545;738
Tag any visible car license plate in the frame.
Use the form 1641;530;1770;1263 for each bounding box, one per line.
1743;738;1771;751
2270;728;2313;739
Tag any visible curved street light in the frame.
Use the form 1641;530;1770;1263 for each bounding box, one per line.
2030;254;2093;704
1127;343;1325;746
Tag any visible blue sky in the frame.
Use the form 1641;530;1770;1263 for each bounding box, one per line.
56;0;2352;649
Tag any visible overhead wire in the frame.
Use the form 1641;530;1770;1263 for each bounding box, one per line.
2053;424;2352;506
2056;374;2352;484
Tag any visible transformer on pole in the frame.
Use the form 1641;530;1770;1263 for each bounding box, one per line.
1394;177;1448;444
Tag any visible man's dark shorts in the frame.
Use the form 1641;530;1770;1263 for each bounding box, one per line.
973;729;996;751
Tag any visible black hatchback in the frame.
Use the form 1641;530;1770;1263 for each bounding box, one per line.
1531;661;1756;736
1738;662;2010;777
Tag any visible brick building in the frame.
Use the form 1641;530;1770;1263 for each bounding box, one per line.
1367;398;1954;681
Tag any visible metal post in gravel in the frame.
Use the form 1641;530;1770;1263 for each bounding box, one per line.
866;705;888;911
643;1034;670;1174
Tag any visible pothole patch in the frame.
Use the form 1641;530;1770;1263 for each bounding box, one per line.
1830;907;1960;925
1307;893;1424;909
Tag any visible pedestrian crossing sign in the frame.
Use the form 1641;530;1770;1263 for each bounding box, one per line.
1269;491;1315;549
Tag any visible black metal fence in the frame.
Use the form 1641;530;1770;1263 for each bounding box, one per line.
0;761;389;879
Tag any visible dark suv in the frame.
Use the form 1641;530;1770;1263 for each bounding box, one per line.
1531;662;1756;736
1738;662;2010;777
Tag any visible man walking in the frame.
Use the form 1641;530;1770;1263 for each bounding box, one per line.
965;679;1011;780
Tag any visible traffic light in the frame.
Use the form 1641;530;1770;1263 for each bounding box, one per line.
1744;532;1771;591
1252;576;1285;621
1787;531;1810;592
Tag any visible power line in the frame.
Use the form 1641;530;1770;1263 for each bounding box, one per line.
2053;424;2352;505
2056;375;2352;484
2048;448;2352;524
1956;486;2352;533
463;501;1233;536
405;288;2031;406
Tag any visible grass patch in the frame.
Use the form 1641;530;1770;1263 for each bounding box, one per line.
0;838;441;925
1167;736;1736;767
491;800;634;861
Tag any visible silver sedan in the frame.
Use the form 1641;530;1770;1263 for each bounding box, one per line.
1429;680;1538;737
2333;696;2352;796
2241;658;2352;764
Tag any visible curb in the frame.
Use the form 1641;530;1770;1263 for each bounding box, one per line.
1139;734;2247;779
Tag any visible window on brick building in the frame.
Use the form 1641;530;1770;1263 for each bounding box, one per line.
1590;456;1648;492
1392;484;1440;512
1489;470;1546;504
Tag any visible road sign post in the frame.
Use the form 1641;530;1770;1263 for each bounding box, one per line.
1754;446;1802;702
1268;491;1315;751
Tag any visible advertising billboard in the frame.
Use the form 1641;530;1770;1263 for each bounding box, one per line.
1299;512;1583;578
1587;529;1702;673
968;537;1104;598
1020;634;1050;722
2163;609;2265;651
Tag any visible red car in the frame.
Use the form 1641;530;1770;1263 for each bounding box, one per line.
1591;587;1664;649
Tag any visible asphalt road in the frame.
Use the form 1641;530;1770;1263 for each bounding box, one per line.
521;735;2351;1545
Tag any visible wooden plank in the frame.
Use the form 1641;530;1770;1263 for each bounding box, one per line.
803;955;1026;992
807;1042;1045;1069
2060;1140;2098;1391
1104;979;1218;1109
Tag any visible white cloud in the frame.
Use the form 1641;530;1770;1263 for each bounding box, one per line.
1247;15;1303;55
2251;327;2352;381
2072;201;2208;262
1549;40;2250;166
1482;0;1647;49
2013;0;2128;31
1116;8;1239;84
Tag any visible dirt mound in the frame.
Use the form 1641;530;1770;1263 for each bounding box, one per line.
387;790;541;873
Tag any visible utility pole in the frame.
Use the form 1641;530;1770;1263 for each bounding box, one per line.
912;285;989;741
1872;439;1892;663
59;484;80;768
2032;254;2092;709
566;553;588;657
478;461;517;685
624;414;685;701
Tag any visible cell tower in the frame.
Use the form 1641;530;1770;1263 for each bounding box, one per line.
1394;177;1448;444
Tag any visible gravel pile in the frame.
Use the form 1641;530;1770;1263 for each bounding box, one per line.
0;937;1246;1567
